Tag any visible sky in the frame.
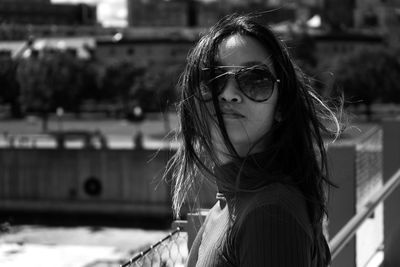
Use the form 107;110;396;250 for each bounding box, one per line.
51;0;127;27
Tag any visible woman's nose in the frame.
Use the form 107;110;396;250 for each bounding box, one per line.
218;77;243;103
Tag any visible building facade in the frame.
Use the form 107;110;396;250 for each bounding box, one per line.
127;0;190;27
96;32;197;71
126;0;314;28
354;0;400;45
322;0;356;30
313;32;384;64
95;26;384;73
0;0;97;26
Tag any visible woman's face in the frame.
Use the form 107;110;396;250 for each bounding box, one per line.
207;34;279;159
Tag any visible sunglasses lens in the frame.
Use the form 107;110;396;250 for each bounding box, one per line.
199;82;212;101
199;66;276;102
199;70;227;101
238;68;275;101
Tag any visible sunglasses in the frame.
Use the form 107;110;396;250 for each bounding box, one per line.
199;64;280;102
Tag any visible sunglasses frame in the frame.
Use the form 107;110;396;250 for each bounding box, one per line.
200;64;280;102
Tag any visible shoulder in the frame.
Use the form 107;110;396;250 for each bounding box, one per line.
232;190;315;266
238;182;313;240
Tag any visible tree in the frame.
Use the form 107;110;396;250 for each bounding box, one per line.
289;31;318;75
100;60;144;115
16;49;85;131
0;54;21;118
80;59;101;102
330;47;400;120
129;65;180;133
132;64;180;112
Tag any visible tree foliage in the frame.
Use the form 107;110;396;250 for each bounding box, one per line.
4;47;181;125
17;50;86;111
131;65;180;112
0;54;21;117
101;61;180;113
16;49;87;130
100;60;144;112
328;47;400;121
78;59;101;103
289;32;318;74
332;48;400;104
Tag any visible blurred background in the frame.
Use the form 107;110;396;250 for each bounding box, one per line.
0;0;400;266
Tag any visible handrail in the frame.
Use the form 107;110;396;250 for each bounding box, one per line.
329;168;400;259
120;227;181;267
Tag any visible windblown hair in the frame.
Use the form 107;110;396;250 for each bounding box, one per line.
166;14;343;266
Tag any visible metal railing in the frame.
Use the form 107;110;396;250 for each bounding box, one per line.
120;227;188;267
329;168;400;259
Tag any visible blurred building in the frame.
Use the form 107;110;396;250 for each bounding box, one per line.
319;0;400;46
126;0;320;28
0;24;121;41
322;0;356;30
127;0;191;27
196;1;223;27
354;0;400;45
95;29;198;70
94;25;384;76
354;0;399;29
322;0;400;31
0;0;104;42
313;31;384;64
0;0;97;26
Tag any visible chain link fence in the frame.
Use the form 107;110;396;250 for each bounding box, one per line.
354;126;384;267
355;126;383;206
120;227;188;267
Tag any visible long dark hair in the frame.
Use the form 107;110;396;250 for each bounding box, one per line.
167;14;342;266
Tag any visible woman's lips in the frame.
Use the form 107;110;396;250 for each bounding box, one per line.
221;112;245;119
214;111;245;119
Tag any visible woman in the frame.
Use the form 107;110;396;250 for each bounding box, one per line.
167;14;341;267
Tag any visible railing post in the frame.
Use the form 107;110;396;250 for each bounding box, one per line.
382;118;400;267
327;143;357;267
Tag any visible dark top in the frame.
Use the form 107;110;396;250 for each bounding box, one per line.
186;153;316;267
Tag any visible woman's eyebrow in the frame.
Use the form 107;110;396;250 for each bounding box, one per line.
213;61;269;68
240;60;264;66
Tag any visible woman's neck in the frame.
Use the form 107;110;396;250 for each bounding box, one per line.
214;139;268;164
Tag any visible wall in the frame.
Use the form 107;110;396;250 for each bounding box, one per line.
382;119;400;267
0;148;173;217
